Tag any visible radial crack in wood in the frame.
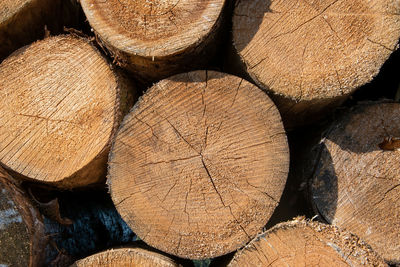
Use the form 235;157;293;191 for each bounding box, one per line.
232;0;400;128
0;35;135;189
108;70;289;259
80;0;227;82
309;102;400;264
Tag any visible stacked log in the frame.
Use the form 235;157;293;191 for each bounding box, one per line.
80;0;228;82
228;218;386;266
307;102;400;264
1;0;400;266
0;35;135;189
0;0;79;61
72;247;180;267
108;70;289;259
232;0;400;128
0;167;46;267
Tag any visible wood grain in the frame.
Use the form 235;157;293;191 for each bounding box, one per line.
233;0;400;128
80;0;227;81
309;102;400;264
108;70;289;259
0;35;134;188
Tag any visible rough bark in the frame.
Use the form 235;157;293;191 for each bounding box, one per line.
228;218;387;267
72;247;181;267
308;102;400;264
108;70;289;259
0;0;79;62
40;188;137;266
0;35;135;189
232;0;400;128
0;167;46;267
80;0;227;82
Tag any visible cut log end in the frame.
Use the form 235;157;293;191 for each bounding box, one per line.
81;0;223;55
310;102;400;264
108;70;289;259
228;218;386;267
0;167;46;267
232;0;400;127
72;247;180;267
0;35;131;188
80;0;226;81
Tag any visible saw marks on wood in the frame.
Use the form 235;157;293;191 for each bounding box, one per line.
233;0;400;126
310;102;400;264
72;247;180;267
0;35;123;188
228;219;386;267
108;71;289;259
81;0;224;56
80;0;226;81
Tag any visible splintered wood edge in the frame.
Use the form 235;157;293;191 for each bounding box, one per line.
0;35;125;188
309;102;400;264
232;0;400;102
72;247;180;267
107;70;289;259
228;218;386;267
80;0;226;58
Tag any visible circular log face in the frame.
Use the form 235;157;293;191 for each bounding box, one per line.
228;219;386;267
233;0;400;101
73;248;179;267
108;71;289;259
0;35;118;185
311;103;400;263
80;0;225;57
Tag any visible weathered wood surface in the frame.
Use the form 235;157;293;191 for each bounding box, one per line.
308;102;400;264
228;218;386;266
232;0;400;128
0;167;46;267
0;0;80;62
80;0;228;82
108;70;289;259
0;35;135;189
72;247;181;267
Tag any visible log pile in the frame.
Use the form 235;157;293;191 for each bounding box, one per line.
1;0;400;266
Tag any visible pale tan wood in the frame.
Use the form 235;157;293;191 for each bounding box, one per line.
72;247;180;267
108;70;289;259
0;0;67;61
232;0;400;128
0;35;134;189
80;0;226;81
0;167;46;267
309;102;400;264
229;218;387;267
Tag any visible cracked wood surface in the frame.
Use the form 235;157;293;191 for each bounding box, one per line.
0;35;134;188
0;167;46;267
108;70;289;259
72;247;180;267
309;102;400;264
233;0;400;128
228;218;386;267
80;0;226;81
